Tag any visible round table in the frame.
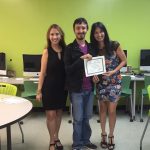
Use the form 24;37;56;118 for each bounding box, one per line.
0;94;32;150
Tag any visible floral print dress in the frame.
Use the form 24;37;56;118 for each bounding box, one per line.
96;41;122;102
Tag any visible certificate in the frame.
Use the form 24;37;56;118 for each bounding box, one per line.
84;56;106;77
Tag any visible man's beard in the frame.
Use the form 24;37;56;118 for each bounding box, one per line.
76;33;85;40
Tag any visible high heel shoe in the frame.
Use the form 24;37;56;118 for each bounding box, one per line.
108;136;115;150
55;139;63;150
100;134;108;149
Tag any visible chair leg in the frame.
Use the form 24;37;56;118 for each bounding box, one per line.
68;101;73;124
19;121;24;125
18;122;24;143
68;92;72;124
140;94;144;122
140;116;150;150
137;99;140;113
97;100;100;123
130;95;133;122
125;98;129;113
70;103;73;123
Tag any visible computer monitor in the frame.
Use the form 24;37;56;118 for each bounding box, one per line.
23;54;42;77
140;49;150;72
120;50;127;73
0;52;7;76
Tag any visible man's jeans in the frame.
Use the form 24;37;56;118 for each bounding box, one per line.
71;90;94;149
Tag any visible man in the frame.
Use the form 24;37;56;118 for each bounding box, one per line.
64;18;97;150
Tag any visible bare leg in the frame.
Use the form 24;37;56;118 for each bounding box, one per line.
46;110;56;150
108;101;118;137
99;101;108;148
55;109;63;139
99;101;107;135
107;101;118;150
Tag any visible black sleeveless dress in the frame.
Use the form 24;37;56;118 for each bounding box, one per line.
42;47;67;110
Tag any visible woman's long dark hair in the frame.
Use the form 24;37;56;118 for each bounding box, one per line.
46;24;66;49
90;22;113;56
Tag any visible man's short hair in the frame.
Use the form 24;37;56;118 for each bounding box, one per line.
73;17;88;30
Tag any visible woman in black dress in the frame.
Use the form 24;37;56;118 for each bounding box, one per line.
36;24;67;150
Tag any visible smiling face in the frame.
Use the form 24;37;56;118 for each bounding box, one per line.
49;28;61;45
94;27;105;42
74;23;88;40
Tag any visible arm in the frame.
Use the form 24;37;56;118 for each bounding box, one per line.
36;49;48;101
64;46;84;75
103;46;127;76
114;46;127;72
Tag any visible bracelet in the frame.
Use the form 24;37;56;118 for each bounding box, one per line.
37;90;41;94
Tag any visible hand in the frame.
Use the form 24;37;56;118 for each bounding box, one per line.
105;60;112;65
80;54;92;60
92;75;100;83
103;70;115;77
36;93;42;102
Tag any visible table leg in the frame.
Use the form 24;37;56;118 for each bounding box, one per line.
6;126;12;150
0;134;1;150
133;80;136;120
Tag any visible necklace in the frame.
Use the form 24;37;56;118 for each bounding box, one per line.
52;46;62;60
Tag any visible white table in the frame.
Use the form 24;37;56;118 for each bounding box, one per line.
0;77;24;85
0;94;32;150
0;77;39;85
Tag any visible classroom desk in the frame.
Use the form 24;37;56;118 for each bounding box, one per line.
0;77;24;85
0;76;145;120
0;94;32;150
0;77;39;85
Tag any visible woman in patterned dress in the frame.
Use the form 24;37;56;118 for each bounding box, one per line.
90;22;127;150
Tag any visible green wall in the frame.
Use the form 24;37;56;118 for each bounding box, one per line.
0;0;150;76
